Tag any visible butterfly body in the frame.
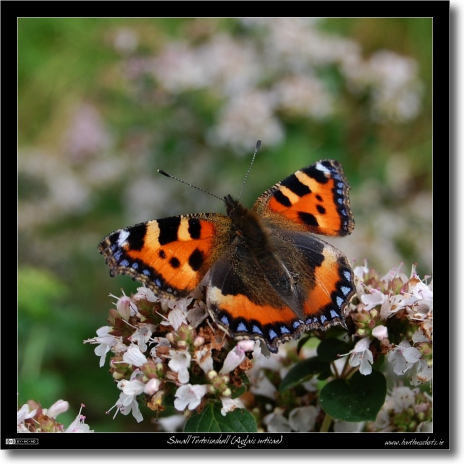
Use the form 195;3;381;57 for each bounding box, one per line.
99;159;355;353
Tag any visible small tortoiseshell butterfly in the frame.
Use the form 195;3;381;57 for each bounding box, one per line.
98;150;355;353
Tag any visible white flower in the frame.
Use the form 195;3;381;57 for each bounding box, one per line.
85;326;119;367
380;294;407;320
409;360;432;386
129;324;155;352
122;345;148;367
343;337;374;375
44;400;69;419
219;345;245;374
263;410;291;432
167;296;193;312
157;414;186;432
388;340;421;375
119;377;146;397
186;300;208;327
161;307;188;331
220;397;244;416
288;406;318;432
237;340;256;352
144;378;161;396
412;282;432;301
65;405;94;433
381;265;408;283
302;377;318;392
168;350;191;384
353;260;369;279
113;337;128;355
108;392;143;423
17;403;37;426
250;371;277;399
114;295;134;320
133;286;158;303
412;328;430;343
361;289;385;310
195;347;214;374
109;371;145;423
174;384;208;411
389;386;417;413
372;325;388;341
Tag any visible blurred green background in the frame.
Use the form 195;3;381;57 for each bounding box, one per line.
18;18;432;432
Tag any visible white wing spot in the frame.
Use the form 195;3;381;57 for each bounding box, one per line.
117;229;130;247
315;162;330;175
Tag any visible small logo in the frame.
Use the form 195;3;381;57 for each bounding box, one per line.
6;438;39;445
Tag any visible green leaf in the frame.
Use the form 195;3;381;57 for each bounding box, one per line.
231;384;247;399
319;370;387;422
317;338;351;362
184;402;257;432
279;357;330;392
296;334;312;354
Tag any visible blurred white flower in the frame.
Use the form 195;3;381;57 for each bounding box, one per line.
342;337;374;375
288;405;318;432
84;326;119;368
174;384;208;411
168;350;191;384
113;28;139;54
209;90;284;152
123;345;148;367
43;400;69;419
64;103;113;160
273;74;333;119
372;325;388;341
263;409;291;432
64;405;94;433
220;397;244;416
388;340;422;375
17;403;37;426
220;345;246;374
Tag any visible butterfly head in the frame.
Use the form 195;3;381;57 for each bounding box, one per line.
224;194;246;220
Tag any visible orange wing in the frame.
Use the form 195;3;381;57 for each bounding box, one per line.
252;159;354;237
207;230;355;353
98;213;232;298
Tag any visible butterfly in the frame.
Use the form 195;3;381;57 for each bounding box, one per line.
98;155;355;353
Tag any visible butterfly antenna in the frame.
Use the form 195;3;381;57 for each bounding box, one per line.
157;170;224;202
239;140;261;200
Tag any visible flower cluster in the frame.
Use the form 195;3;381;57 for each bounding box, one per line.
17;400;92;433
85;287;251;425
343;261;432;385
367;385;433;432
246;344;324;432
87;262;432;432
120;18;423;152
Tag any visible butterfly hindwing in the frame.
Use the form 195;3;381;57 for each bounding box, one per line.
207;227;355;353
